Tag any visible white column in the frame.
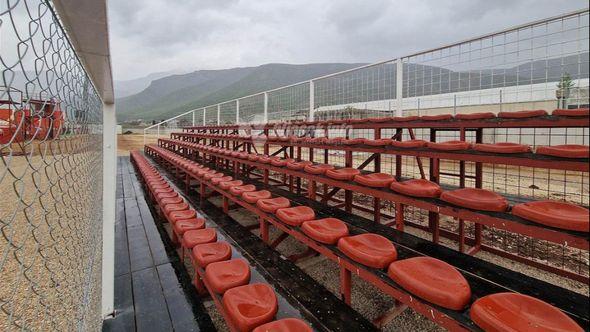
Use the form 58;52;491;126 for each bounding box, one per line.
308;80;315;121
396;59;404;117
236;100;240;124
192;110;196;126
263;92;268;123
203;108;207;125
217;104;221;125
101;101;116;318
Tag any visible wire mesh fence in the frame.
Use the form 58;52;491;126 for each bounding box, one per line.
159;9;590;281
0;0;103;330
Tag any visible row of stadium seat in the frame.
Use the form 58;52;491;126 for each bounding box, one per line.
183;108;589;129
163;141;590;233
130;151;312;332
145;145;585;332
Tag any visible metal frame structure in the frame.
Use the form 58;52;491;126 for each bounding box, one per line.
144;143;589;331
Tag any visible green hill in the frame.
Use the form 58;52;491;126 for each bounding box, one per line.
116;63;364;122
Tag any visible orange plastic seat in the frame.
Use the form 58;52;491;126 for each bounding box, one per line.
163;202;189;216
512;200;589;232
253;318;313;332
498;109;548;118
155;191;179;204
271;158;294;167
387;257;471;310
220;180;244;190
276;206;316;226
205;259;251;294
303;163;334;175
341;138;365;145
390;179;442;198
159;196;183;206
455;112;496;120
301;218;349;244
173;218;206;236
259;156;272;164
472;142;531;154
325;137;345;145
204;172;224;180
230;151;241;158
363;138;393;146
153;187;174;195
248;154;261;161
354;173;395;188
390;139;427;148
286;160;312;170
169;210;197;224
470;293;583;332
391;115;419;122
211;176;233;185
196;168;212;177
242;190;272;204
192;241;232;268
440;188;508;212
536;144;589;159
230;184;256;196
420;114;453;121
256;197;291;213
325;168;361;181
367;116;393;123
337;234;397;269
427;140;470;151
181;228;217;249
552;108;589;117
222;283;278;332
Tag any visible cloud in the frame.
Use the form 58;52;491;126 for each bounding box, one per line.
109;0;589;80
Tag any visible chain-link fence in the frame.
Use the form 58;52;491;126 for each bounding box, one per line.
1;0;104;330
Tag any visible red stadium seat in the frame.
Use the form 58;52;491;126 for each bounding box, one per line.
325;137;345;145
169;210;197;224
181;228;217;249
248;154;261;161
173;218;206;236
271;158;295;167
348;118;369;124
367;116;393;123
455;112;496;120
440;188;509;212
471;142;531;154
420;114;453;121
387;257;471;310
256;197;291;213
204;172;224;180
552;108;589;117
230;184;257;196
512;200;589;232
163;202;189;216
337;234;397;269
470;293;583;332
155;191;179;204
363;138;394;146
205;259;251;294
276;206;316;226
287;160;313;170
427;140;470;151
159;196;183;206
354;173;395;188
325;168;361;181
242;190;272;204
222;284;278;332
252;319;312;332
391;115;419;122
259;156;273;164
390;139;427;148
211;176;233;185
498;109;548;118
304;163;335;175
389;179;442;198
220;180;244;190
301;218;349;244
536;144;589;158
192;242;232;268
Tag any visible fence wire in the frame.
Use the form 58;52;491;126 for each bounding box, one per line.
0;0;103;331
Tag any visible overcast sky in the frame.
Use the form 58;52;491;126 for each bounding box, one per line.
109;0;589;81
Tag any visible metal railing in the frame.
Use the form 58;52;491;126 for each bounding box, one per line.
144;8;589;142
0;0;105;330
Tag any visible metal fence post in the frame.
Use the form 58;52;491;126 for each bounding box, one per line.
217;104;221;125
192;109;196;126
396;58;403;117
236;100;240;124
101;101;116;317
263;92;269;123
203;108;207;125
309;80;315;121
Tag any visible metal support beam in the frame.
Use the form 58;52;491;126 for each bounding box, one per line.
101;102;116;317
308;80;315;121
236;99;240;124
217;104;221;125
263;92;269;123
396;59;403;117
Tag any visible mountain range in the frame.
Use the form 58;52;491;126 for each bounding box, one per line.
115;63;364;122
